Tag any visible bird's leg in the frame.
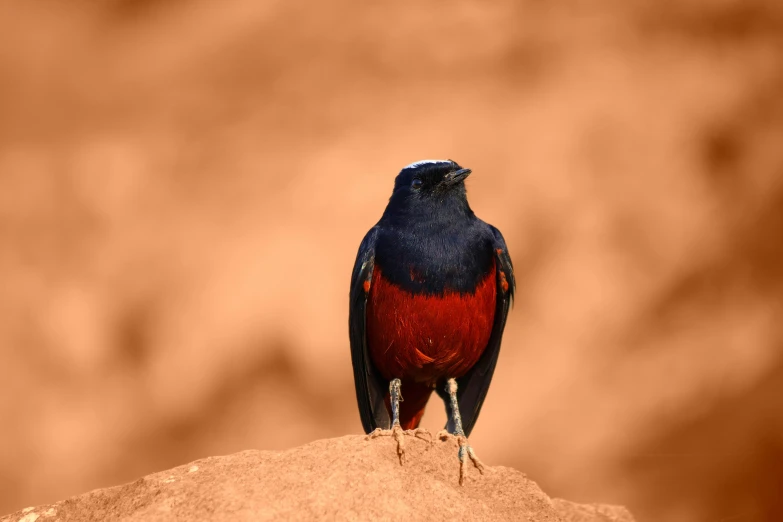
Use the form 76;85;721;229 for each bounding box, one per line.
437;378;485;485
390;376;402;425
367;378;432;464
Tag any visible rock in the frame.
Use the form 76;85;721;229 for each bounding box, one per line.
551;499;635;522
1;435;635;521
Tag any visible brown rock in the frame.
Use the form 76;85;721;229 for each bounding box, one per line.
1;435;635;521
551;499;635;522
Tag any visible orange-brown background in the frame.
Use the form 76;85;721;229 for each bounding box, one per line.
1;1;782;521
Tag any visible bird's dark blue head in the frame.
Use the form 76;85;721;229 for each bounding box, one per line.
381;159;474;225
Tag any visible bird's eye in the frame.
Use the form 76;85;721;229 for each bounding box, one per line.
411;178;423;189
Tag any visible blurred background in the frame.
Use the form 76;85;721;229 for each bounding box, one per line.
1;1;782;520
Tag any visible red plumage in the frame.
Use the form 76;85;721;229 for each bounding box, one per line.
366;261;497;428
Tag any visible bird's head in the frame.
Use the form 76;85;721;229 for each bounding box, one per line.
383;159;473;223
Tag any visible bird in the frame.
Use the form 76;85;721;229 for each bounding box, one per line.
349;159;515;485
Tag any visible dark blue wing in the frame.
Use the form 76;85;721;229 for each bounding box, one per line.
440;224;515;437
348;226;391;433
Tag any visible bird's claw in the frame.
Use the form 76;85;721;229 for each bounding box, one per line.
457;437;485;485
367;425;433;465
436;430;485;485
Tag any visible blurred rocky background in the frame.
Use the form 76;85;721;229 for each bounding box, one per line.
1;1;781;521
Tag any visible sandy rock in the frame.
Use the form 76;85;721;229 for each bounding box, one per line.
1;435;635;521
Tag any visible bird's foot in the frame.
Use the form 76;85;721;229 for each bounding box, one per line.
436;430;485;485
367;425;432;465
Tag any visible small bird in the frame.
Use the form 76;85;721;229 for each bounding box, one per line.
349;159;515;484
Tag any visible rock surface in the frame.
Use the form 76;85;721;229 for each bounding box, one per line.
1;435;635;521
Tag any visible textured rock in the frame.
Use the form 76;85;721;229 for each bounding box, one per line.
1;435;635;521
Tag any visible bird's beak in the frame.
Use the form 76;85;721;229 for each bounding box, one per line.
442;168;472;186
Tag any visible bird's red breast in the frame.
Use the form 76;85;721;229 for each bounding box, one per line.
366;260;497;386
